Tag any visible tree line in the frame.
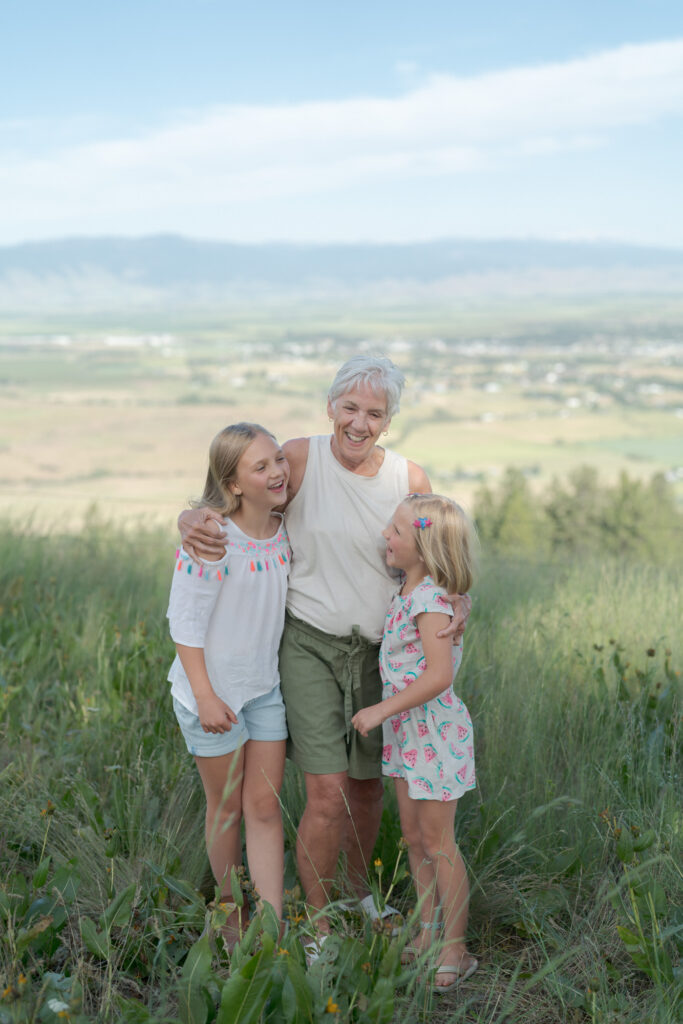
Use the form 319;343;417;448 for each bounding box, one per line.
473;467;683;563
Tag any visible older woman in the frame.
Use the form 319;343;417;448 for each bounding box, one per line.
180;356;467;938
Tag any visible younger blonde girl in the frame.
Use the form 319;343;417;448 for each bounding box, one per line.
352;493;478;991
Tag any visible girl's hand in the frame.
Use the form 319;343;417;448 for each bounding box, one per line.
436;592;472;642
352;704;385;737
178;509;227;563
196;692;238;733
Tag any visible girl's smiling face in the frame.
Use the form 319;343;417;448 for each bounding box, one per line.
382;502;422;574
231;432;289;510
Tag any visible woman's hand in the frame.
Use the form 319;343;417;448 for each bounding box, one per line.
352;704;385;737
178;508;227;563
436;593;472;642
196;692;238;733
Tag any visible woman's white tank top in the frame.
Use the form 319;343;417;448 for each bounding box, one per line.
285;435;409;641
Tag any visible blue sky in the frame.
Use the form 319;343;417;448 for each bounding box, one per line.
2;1;683;246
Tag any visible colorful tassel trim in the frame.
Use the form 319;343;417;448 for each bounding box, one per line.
246;550;289;572
175;551;229;581
175;545;289;576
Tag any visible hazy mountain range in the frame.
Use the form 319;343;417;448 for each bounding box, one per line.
1;235;682;312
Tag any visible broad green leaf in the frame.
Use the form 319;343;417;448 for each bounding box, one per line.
282;957;314;1022
161;874;204;903
16;914;54;953
177;983;211;1024
52;862;81;904
366;976;395;1024
101;882;137;930
80;917;109;959
616;831;634;863
32;855;52;889
616;925;641;946
230;867;244;908
177;935;214;1024
217;948;275;1024
181;933;213;986
549;845;580;876
631;828;656;852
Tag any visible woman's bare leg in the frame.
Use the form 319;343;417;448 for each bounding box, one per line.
297;770;351;929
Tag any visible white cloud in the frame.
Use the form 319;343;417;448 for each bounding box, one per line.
1;38;683;240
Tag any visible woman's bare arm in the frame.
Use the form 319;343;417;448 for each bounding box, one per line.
407;459;431;494
178;510;227;562
436;592;472;640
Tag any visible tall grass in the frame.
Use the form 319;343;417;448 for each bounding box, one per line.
0;521;680;1022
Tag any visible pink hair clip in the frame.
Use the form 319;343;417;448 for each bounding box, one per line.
413;516;432;530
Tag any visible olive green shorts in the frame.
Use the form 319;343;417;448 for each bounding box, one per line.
279;610;383;779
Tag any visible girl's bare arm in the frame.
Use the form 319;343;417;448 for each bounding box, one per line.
352;611;453;735
175;644;237;733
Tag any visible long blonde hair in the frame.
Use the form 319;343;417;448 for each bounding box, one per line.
403;493;477;594
192;422;277;516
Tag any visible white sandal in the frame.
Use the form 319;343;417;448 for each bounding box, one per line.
401;918;442;963
302;933;329;967
433;955;478;992
359;894;403;936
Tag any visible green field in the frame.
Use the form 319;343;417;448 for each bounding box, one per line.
0;526;680;1022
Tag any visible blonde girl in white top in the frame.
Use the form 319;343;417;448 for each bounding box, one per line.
167;422;291;943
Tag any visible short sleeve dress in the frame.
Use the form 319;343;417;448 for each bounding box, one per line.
379;576;476;801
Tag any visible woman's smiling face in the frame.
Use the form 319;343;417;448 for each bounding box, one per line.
327;383;390;470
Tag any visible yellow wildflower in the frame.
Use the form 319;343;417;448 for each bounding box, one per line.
325;995;339;1014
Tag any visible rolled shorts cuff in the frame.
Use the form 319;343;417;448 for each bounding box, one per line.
173;684;287;758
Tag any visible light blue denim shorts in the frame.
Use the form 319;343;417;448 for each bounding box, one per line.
173;684;288;757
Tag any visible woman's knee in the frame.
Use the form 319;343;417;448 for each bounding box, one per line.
305;774;350;826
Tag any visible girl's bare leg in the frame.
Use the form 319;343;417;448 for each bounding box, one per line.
395;780;439;953
416;798;475;986
241;739;286;919
195;748;246;941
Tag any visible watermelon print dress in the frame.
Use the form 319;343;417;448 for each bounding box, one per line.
379;576;476;801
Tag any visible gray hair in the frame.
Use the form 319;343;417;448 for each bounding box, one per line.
328;355;405;420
